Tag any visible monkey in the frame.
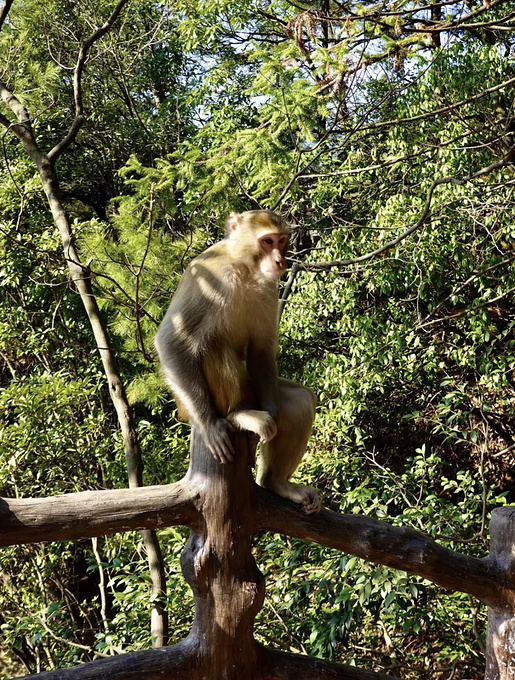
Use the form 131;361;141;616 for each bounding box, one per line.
154;209;320;513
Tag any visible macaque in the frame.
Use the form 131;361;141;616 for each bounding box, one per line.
155;210;319;513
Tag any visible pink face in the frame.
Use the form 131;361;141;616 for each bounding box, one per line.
258;232;288;280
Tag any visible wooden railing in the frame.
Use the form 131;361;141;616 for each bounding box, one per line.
1;430;514;680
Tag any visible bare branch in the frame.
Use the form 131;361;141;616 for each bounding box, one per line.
33;615;111;660
0;480;198;547
0;0;14;32
279;262;300;318
0;81;31;128
417;285;515;329
75;0;131;118
11;641;196;680
260;647;400;680
255;487;506;611
10;639;400;680
48;0;130;162
0;81;40;158
363;75;515;134
47;114;85;162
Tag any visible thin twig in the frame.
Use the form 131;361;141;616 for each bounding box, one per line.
48;0;130;162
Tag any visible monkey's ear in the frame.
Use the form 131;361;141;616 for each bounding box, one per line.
225;212;241;236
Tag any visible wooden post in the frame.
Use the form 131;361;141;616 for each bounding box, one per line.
485;507;515;680
179;428;265;679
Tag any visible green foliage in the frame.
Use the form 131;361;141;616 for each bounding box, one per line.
0;530;193;671
1;0;515;676
0;371;120;496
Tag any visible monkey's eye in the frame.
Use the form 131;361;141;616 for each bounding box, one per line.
262;238;274;245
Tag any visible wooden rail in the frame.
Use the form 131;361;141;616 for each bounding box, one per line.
1;431;514;679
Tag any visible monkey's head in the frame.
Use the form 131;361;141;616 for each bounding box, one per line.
225;210;290;281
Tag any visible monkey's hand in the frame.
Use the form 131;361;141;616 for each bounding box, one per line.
204;418;235;463
227;409;277;442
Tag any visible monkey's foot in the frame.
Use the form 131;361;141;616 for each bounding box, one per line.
263;480;320;514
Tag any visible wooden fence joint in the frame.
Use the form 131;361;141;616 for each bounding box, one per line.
485;507;515;680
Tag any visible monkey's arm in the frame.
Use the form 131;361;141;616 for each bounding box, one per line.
154;320;235;463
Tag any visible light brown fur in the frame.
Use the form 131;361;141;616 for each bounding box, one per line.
155;210;319;513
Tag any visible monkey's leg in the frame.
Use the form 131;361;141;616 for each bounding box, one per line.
256;381;320;514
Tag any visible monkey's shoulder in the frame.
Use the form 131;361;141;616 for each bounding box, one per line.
185;241;231;280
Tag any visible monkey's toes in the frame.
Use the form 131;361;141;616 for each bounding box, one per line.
301;490;321;514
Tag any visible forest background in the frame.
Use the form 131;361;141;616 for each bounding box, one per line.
0;0;514;677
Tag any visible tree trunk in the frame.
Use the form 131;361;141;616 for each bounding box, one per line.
485;507;515;680
36;154;169;647
0;0;169;643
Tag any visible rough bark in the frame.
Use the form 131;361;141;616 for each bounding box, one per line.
11;643;195;680
178;428;265;679
10;642;399;680
485;507;515;680
1;472;512;610
0;481;197;546
259;646;398;679
254;487;506;609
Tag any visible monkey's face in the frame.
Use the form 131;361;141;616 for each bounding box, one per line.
257;232;288;280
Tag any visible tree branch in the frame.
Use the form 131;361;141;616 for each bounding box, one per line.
0;0;14;32
279;262;300;318
417;285;515;329
2;475;510;612
304;150;515;272
11;641;196;680
0;81;41;160
47;114;85;163
11;640;401;680
259;646;400;680
362;75;515;134
0;480;198;547
48;0;130;162
271;74;515;211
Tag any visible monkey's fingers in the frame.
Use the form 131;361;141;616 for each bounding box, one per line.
208;419;235;463
209;440;234;463
211;448;233;464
